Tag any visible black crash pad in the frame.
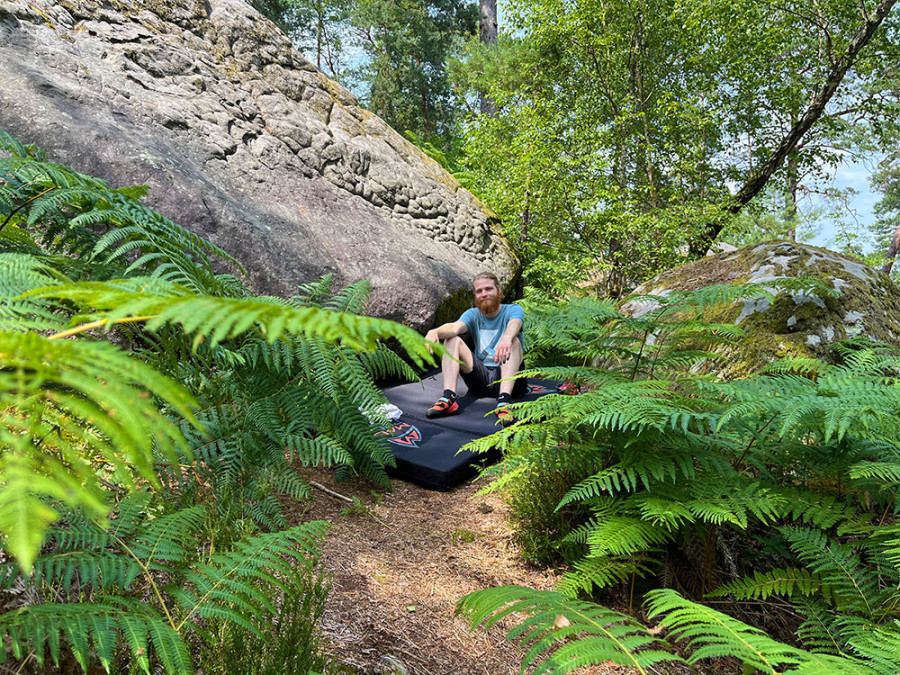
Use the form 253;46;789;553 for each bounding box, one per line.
378;373;558;491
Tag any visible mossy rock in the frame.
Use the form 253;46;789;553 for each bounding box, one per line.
627;240;900;378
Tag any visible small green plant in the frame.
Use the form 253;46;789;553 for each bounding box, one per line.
340;496;385;524
198;566;333;674
457;585;878;673
451;528;477;545
0;495;330;673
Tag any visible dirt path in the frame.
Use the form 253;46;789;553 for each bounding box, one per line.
290;467;601;674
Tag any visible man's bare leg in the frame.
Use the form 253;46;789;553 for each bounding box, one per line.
441;335;474;394
426;336;475;418
497;336;524;397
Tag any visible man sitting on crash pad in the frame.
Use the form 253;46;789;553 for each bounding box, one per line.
424;272;526;427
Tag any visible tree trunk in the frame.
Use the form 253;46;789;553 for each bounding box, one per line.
689;0;898;257
882;227;900;275
479;0;498;117
786;151;799;242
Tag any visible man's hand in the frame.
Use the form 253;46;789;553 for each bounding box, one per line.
494;337;512;364
425;328;440;355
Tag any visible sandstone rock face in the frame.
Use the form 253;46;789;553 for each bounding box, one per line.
626;241;900;377
0;0;517;330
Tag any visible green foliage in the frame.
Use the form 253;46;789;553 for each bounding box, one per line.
32;276;431;359
0;128;430;671
456;585;682;674
467;283;900;672
198;565;332;674
645;589;878;674
403;130;478;193
349;0;477;144
0;128;243;295
497;444;593;565
0;330;197;570
455;0;900;293
458;584;881;674
0;495;329;673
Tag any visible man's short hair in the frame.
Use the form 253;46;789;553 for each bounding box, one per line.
473;272;501;289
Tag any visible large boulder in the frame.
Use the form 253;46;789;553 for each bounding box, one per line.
626;240;900;377
0;0;517;330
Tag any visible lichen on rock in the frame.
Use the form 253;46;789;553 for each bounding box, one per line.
626;240;900;377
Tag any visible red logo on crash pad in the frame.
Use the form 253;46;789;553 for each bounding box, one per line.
376;422;422;448
527;384;552;395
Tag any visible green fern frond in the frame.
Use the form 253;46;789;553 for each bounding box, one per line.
559;446;697;505
176;521;329;632
126;506;207;566
291;274;339;307
456;585;682;674
0;602;190;674
780;527;881;617
0;332;198;569
579;515;671;558
630;494;697;531
324;279;371;314
848;460;900;485
836;616;900;673
708;568;821;601
793;596;844;655
3;550;142;594
770;487;860;529
0;252;68;331
556;556;652;597
646;589;876;674
761;357;823;377
35;280;434;365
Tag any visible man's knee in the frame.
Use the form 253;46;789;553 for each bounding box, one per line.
443;335;463;350
443;335;473;372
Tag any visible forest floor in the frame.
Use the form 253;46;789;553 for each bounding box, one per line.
289;467;707;675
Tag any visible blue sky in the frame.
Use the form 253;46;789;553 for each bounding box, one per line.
806;159;881;254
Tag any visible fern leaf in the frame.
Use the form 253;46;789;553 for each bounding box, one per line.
34;280;435;366
457;585;682;674
708;568;821;601
646;589;876;674
0;603;189;674
176;522;330;631
0;331;197;568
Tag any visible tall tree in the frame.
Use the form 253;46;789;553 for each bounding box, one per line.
461;0;900;294
691;0;900;254
870;158;900;274
478;0;498;116
351;0;477;142
252;0;352;78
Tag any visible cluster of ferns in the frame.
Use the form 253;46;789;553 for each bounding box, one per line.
459;287;900;673
0;129;432;672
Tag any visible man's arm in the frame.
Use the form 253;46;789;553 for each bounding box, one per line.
425;321;468;352
493;318;522;365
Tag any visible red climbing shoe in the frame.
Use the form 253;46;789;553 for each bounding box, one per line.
494;405;514;427
426;396;459;418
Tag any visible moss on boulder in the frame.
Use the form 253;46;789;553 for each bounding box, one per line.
627;240;900;377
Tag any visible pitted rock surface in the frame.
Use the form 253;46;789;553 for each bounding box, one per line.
624;240;900;377
0;0;516;329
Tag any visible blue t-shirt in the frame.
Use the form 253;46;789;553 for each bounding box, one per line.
459;303;525;368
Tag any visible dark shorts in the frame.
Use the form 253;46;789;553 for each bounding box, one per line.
461;356;528;399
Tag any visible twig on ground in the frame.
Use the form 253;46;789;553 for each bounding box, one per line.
310;480;354;503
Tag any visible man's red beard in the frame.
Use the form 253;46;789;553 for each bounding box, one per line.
476;295;501;315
